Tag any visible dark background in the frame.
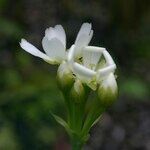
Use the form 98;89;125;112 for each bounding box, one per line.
0;0;150;149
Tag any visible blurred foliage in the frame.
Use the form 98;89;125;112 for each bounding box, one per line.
0;0;150;149
0;18;23;38
120;78;149;100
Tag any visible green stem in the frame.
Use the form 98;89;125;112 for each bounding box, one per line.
75;102;85;132
69;101;86;150
63;94;73;126
71;102;75;129
71;135;84;150
82;99;105;136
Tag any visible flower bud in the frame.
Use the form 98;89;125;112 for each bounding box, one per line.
70;79;85;103
97;73;118;108
57;62;74;92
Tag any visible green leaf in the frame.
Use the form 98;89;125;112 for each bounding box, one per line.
51;113;72;135
91;115;102;127
82;134;90;143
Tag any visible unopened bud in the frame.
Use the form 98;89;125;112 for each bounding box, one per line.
70;79;85;103
57;62;74;92
97;73;118;108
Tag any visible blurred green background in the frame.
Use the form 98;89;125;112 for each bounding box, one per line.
0;0;149;149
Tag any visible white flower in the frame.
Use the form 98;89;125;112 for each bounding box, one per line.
20;23;96;85
20;25;66;64
67;23;117;89
20;23;93;66
20;22;117;91
71;45;116;89
66;23;116;90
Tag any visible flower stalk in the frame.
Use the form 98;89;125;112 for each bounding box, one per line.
71;135;84;150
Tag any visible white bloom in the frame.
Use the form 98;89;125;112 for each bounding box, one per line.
70;44;117;90
20;22;117;91
20;25;66;64
20;23;92;66
67;23;117;88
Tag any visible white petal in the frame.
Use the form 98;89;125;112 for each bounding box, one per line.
67;44;75;67
42;37;66;63
103;49;115;65
75;23;92;42
72;62;96;82
83;46;105;70
57;62;71;79
45;27;55;39
97;64;116;81
74;23;93;57
20;39;52;61
100;73;117;94
45;25;66;48
54;25;66;47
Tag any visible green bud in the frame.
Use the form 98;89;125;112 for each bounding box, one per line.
57;62;74;92
70;79;85;103
97;73;118;108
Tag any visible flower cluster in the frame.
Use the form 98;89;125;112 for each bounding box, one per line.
20;23;117;93
20;23;118;148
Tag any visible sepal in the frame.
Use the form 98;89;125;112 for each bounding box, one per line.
97;73;118;108
57;62;74;92
70;79;86;103
51;113;72;135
